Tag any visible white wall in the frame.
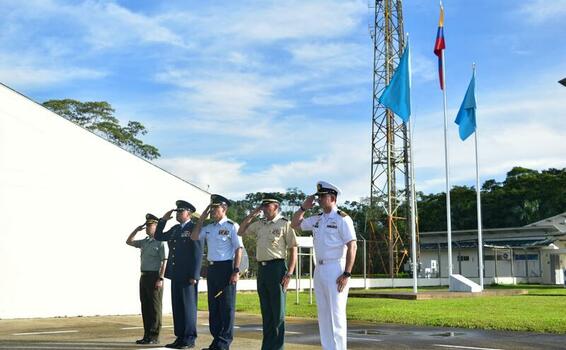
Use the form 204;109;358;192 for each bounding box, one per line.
420;248;542;280
0;85;210;319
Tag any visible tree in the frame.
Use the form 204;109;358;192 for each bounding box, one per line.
42;99;160;160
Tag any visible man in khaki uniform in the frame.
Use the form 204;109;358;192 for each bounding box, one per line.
239;194;298;350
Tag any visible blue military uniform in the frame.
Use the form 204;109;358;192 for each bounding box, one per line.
155;201;203;349
200;195;244;350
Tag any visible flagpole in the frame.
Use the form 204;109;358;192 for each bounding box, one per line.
405;33;418;293
441;48;453;279
473;63;484;290
409;117;418;294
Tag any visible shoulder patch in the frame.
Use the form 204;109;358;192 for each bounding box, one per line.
337;210;349;217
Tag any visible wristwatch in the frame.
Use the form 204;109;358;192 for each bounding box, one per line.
342;271;352;278
299;206;306;212
233;267;240;273
158;277;164;281
285;272;293;278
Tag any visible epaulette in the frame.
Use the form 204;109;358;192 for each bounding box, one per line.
317;212;323;216
337;210;349;217
226;220;234;225
281;217;289;221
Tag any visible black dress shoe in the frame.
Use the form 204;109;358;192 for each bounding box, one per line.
165;339;180;348
135;338;148;344
175;343;195;349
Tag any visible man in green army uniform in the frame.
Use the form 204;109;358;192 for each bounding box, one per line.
238;194;298;350
126;213;167;345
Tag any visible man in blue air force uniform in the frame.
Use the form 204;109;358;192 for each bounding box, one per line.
192;194;244;350
155;200;203;349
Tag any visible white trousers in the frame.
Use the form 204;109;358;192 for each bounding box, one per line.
314;260;349;350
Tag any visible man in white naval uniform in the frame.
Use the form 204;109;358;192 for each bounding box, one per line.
292;181;357;350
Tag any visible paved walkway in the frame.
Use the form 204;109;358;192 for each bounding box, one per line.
1;312;565;349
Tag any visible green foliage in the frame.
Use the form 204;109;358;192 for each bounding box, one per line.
42;99;160;160
418;167;566;231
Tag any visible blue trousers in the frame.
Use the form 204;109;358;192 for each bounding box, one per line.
171;279;198;344
207;260;236;350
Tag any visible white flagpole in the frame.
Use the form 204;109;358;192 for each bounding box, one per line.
473;63;484;290
409;118;418;293
441;48;453;278
406;34;418;294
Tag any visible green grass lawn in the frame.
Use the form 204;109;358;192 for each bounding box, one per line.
198;284;566;333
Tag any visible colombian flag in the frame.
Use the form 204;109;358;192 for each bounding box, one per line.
434;4;446;90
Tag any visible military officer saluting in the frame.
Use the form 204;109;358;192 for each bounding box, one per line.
155;200;203;349
126;213;167;345
238;194;298;350
191;194;244;350
292;181;357;350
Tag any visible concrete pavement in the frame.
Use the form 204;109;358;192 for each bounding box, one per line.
1;312;565;349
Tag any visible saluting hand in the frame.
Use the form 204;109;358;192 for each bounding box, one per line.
201;204;212;219
135;224;146;232
336;273;350;293
302;195;316;210
162;209;175;220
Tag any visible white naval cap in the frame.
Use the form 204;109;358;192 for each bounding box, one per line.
316;180;342;196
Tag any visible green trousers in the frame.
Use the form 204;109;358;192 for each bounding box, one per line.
257;259;287;350
139;271;163;341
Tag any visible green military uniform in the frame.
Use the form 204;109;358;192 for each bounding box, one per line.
131;214;167;343
246;212;298;350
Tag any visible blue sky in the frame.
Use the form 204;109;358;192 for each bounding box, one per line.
1;0;565;202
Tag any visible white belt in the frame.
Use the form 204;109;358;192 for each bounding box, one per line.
317;258;344;265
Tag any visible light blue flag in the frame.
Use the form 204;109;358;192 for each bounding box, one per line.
379;44;411;123
454;73;477;141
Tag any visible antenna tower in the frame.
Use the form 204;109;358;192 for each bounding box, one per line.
369;0;414;277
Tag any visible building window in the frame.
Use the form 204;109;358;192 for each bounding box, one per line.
514;254;538;261
484;254;511;261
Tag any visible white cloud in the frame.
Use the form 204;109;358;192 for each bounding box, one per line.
289;42;367;70
518;0;566;23
0;52;106;89
223;0;366;42
155;69;295;127
411;51;437;83
311;89;366;106
412;80;566;193
74;2;190;50
155;118;372;202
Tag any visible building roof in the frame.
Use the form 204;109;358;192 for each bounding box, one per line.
419;225;564;250
525;211;566;233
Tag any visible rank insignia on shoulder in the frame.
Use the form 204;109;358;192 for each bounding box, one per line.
317;212;323;216
226;220;234;225
281;217;289;221
337;210;349;217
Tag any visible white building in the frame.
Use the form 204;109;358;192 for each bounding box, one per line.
0;83;210;319
419;212;566;285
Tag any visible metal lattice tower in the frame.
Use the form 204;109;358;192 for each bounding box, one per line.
369;0;412;277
